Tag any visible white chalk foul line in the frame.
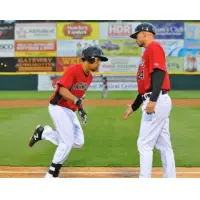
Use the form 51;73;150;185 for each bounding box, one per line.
0;171;199;175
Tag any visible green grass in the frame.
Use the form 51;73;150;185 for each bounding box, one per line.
0;106;200;167
0;90;200;100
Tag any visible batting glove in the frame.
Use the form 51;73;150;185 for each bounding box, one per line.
78;108;87;125
74;98;83;109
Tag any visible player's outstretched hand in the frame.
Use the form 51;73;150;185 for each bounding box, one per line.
78;108;87;125
123;104;133;120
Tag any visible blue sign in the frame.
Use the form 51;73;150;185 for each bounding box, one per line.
152;22;184;39
178;49;200;56
184;39;200;49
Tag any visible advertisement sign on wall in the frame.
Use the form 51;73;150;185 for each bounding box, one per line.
184;39;200;49
178;49;200;57
56;57;81;71
99;57;140;72
15;57;56;72
99;40;142;56
38;75;60;91
177;40;200;57
38;74;138;91
0;40;14;57
156;40;184;56
185;22;200;40
57;40;98;57
15;40;57;57
88;82;138;91
166;57;184;72
182;39;200;72
0;24;14;39
15;23;56;40
184;53;200;72
99;22;141;39
152;22;184;39
57;22;99;39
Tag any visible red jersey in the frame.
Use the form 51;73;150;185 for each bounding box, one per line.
50;64;92;111
137;41;171;95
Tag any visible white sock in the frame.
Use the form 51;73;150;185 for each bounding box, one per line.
44;172;54;178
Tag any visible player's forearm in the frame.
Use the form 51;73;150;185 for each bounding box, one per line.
149;69;165;102
131;93;143;111
59;86;76;102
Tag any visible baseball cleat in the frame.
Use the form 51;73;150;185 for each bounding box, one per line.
29;125;44;147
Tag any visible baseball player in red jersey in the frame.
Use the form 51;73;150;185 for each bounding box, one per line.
123;23;176;178
28;46;108;178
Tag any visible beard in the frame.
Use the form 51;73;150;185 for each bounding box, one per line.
136;41;144;47
137;43;144;47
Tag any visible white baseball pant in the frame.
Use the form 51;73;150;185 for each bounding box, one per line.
137;92;176;178
42;104;84;164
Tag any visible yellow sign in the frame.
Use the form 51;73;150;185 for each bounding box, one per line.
15;51;56;57
57;22;99;39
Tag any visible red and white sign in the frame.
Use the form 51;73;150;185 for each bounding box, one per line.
15;41;56;51
64;23;92;39
15;41;57;57
100;22;141;39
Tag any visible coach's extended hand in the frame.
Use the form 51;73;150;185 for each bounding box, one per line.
123;105;133;120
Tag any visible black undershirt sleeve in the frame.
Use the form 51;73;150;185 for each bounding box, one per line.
149;68;166;102
131;93;143;111
131;68;166;111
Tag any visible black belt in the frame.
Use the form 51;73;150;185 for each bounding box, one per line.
141;90;168;101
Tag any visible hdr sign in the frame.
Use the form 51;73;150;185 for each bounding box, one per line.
108;24;132;37
100;22;141;39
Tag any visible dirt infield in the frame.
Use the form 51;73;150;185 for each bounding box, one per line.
0;99;200;108
1;98;200;178
0;167;200;178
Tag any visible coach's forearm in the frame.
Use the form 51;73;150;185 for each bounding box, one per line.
59;86;76;102
131;93;143;111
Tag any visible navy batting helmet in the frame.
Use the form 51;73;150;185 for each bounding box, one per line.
82;46;108;63
130;23;156;39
